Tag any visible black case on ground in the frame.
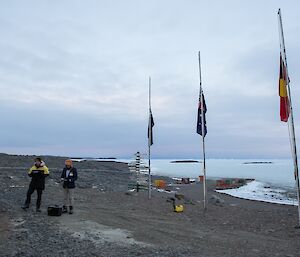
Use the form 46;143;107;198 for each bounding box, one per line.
47;205;62;216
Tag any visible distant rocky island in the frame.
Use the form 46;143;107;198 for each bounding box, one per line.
243;161;273;165
170;160;200;163
71;157;117;160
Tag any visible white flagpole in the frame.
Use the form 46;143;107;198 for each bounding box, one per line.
198;51;207;210
278;9;300;227
148;77;152;199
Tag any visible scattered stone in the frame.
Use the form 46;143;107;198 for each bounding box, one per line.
175;193;184;200
267;229;276;233
209;195;225;206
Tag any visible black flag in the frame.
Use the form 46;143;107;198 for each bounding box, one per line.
148;110;154;146
197;93;207;137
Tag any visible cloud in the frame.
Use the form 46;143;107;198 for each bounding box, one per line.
0;0;299;158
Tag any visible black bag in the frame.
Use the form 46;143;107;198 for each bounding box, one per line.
47;205;62;216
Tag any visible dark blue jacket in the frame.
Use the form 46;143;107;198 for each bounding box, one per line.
61;167;77;189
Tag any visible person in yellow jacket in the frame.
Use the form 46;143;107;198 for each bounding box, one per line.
22;157;49;212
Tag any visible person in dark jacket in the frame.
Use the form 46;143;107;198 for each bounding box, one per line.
61;159;77;214
22;157;49;212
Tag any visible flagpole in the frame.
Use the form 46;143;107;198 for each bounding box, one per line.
148;76;152;200
278;9;300;227
198;51;207;210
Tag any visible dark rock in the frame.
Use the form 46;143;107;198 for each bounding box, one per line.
209;195;225;206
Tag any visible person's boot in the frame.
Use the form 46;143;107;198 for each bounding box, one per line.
69;206;73;214
21;203;29;209
36;206;41;213
62;205;68;213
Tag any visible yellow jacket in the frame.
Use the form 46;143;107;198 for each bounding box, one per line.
28;165;49;190
28;165;49;175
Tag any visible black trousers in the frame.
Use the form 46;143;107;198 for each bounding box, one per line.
25;185;43;208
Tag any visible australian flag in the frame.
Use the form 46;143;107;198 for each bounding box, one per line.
197;93;207;137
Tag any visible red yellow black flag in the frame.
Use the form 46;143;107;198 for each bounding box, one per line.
279;54;290;122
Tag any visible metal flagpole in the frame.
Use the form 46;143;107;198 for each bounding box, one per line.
148;77;152;199
198;51;207;210
278;9;300;227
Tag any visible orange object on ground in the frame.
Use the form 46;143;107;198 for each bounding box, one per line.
154;180;166;189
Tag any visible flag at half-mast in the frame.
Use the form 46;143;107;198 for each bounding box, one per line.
197;91;207;136
148;110;154;146
279;53;290;122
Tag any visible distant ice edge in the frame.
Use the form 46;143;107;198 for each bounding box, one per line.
215;181;298;206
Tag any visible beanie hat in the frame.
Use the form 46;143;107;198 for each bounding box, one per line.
35;157;42;162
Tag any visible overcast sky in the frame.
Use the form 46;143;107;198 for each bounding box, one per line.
0;0;299;158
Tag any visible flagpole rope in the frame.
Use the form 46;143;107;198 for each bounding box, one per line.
198;51;207;210
278;9;300;227
148;77;152;200
278;10;298;178
277;11;295;163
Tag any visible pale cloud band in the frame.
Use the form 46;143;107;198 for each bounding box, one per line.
0;0;299;158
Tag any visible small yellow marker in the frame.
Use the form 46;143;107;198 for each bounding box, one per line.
174;205;184;213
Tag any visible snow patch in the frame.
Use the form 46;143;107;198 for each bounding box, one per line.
216;181;298;206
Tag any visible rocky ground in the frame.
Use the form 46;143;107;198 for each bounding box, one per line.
0;153;300;257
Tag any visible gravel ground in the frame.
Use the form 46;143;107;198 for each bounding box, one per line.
0;153;300;257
